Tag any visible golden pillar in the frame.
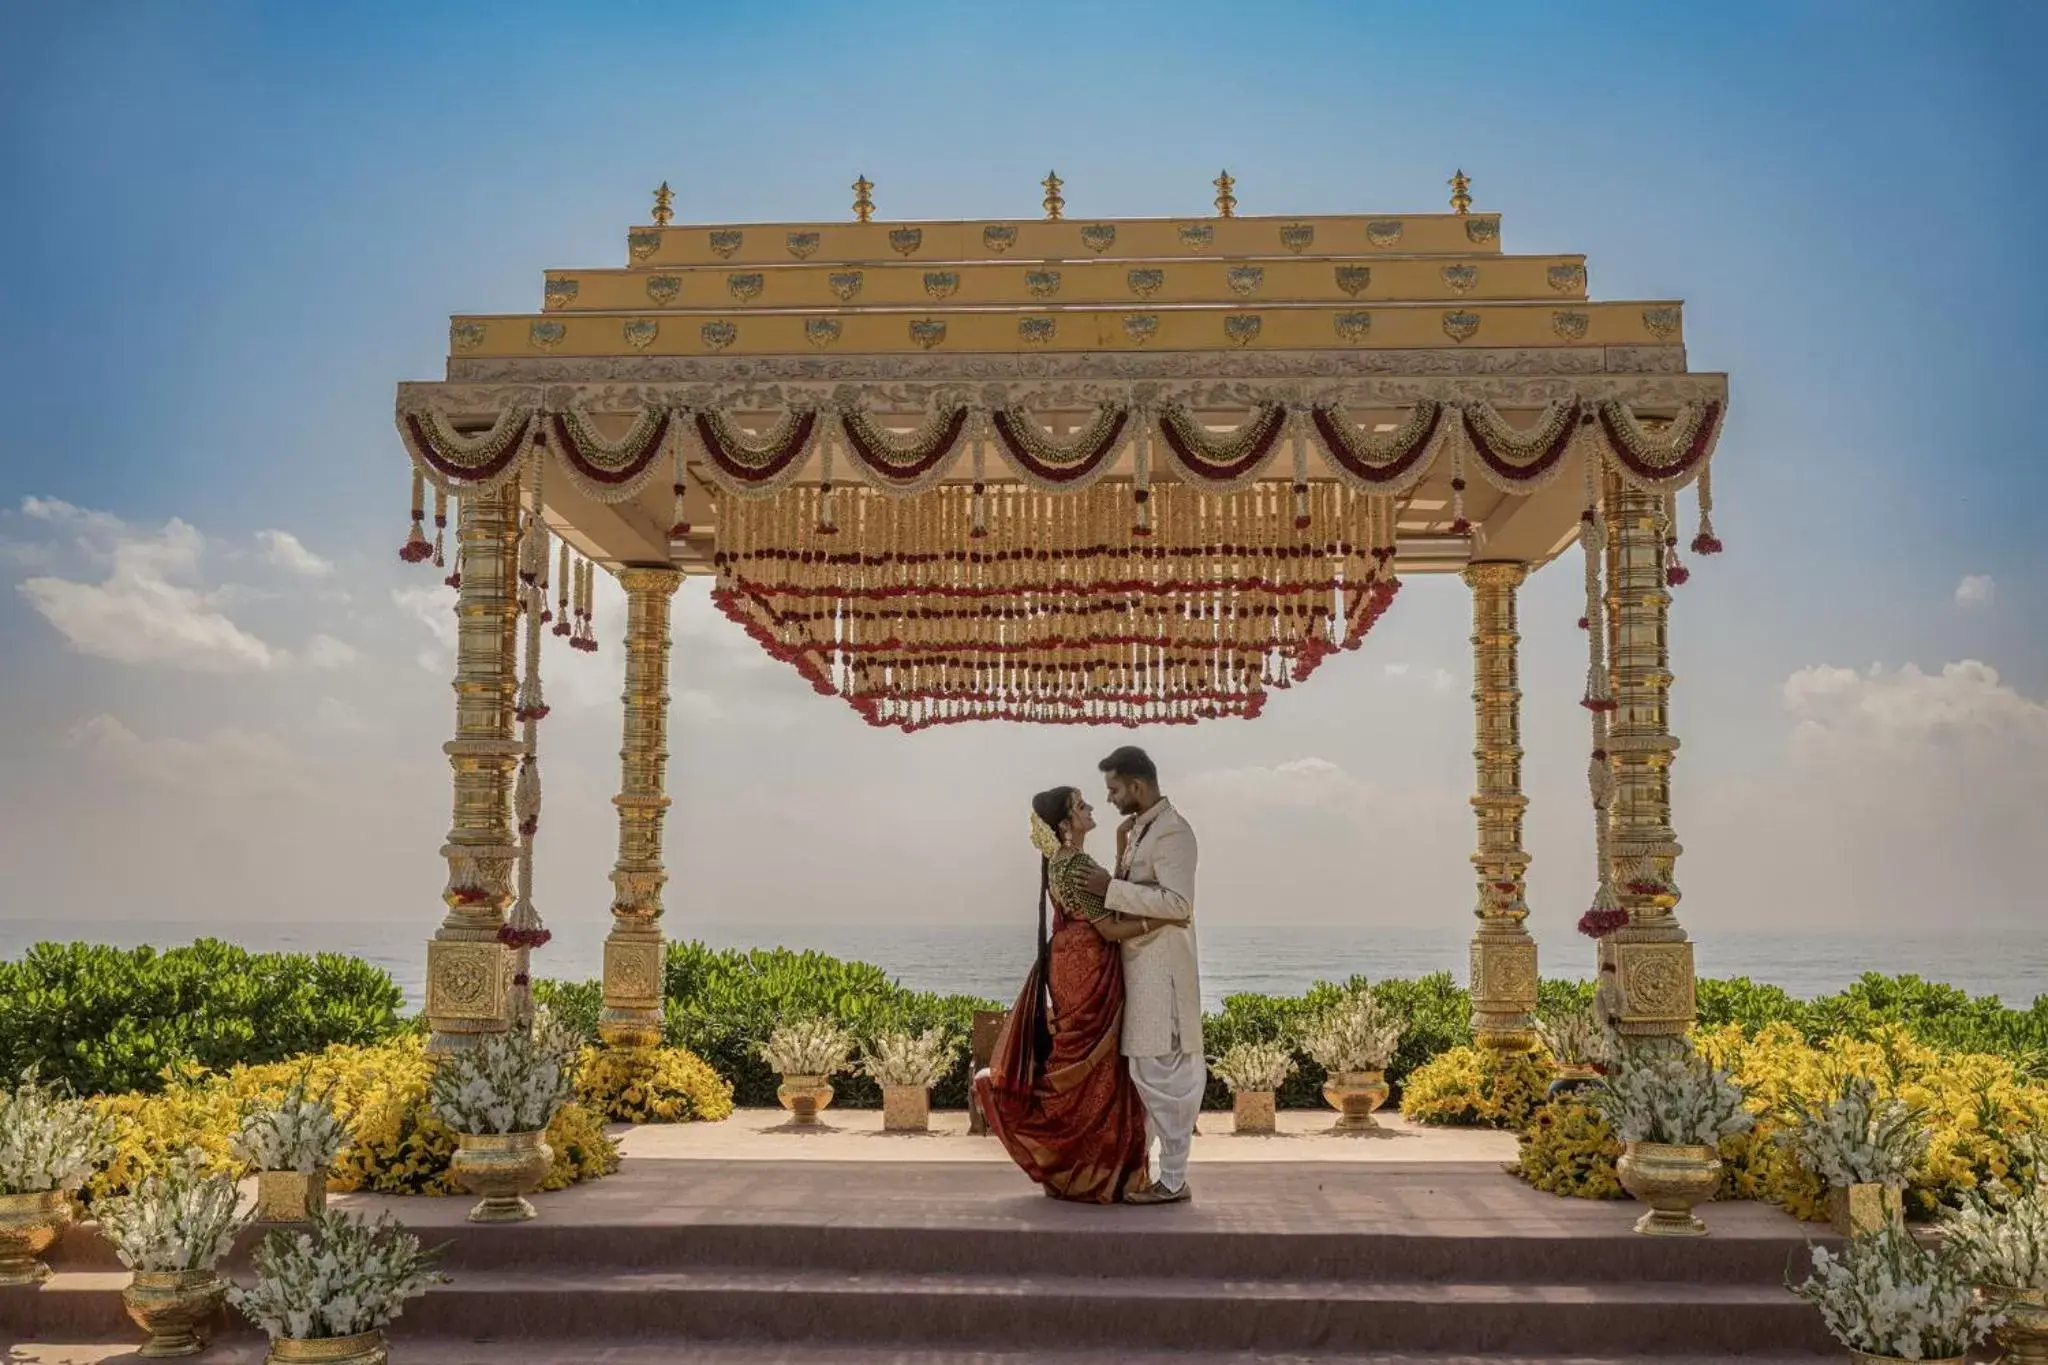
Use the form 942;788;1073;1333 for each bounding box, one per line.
601;566;684;1049
1463;562;1539;1050
425;485;523;1057
1600;475;1696;1039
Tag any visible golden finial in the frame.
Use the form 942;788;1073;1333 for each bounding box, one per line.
852;174;875;224
1449;168;1472;215
652;181;674;228
1213;170;1237;218
1042;170;1064;222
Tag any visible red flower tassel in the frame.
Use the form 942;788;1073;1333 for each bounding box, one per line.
1691;530;1724;555
1576;907;1630;939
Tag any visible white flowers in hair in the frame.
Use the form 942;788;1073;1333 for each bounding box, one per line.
1790;1226;2001;1359
1301;988;1403;1073
759;1019;857;1078
1940;1177;2048;1293
0;1068;115;1195
1592;1044;1755;1147
860;1029;957;1088
227;1209;447;1340
234;1075;351;1174
1211;1041;1297;1094
428;1012;580;1136
1785;1077;1929;1191
95;1150;245;1272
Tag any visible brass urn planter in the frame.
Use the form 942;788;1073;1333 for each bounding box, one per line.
265;1330;391;1364
1616;1140;1722;1236
1827;1181;1905;1238
881;1084;929;1133
1321;1069;1390;1132
1985;1284;2048;1365
0;1189;72;1285
1546;1062;1604;1101
777;1074;834;1125
123;1268;227;1358
255;1169;328;1224
1232;1090;1277;1134
449;1130;552;1223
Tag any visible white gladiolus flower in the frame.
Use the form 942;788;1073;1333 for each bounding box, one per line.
1791;1225;2000;1358
760;1020;857;1077
0;1069;116;1195
859;1029;957;1088
427;1012;580;1135
227;1209;446;1340
1592;1043;1755;1147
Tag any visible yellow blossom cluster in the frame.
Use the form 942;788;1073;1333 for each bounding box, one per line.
80;1035;725;1205
1399;1045;1556;1130
575;1046;736;1124
1513;1099;1627;1200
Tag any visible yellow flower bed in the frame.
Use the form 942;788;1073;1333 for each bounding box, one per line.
1400;1045;1554;1131
1509;1023;2048;1219
576;1046;735;1124
1513;1099;1627;1200
81;1036;754;1203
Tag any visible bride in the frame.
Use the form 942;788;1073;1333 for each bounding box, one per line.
973;786;1168;1203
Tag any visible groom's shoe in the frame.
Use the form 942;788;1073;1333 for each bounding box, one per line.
1124;1180;1191;1206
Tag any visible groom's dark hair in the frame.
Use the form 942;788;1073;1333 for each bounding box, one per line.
1097;745;1158;784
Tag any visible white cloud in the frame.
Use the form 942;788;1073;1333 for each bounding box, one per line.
10;500;359;674
392;583;457;674
311;696;371;734
1954;574;1995;609
258;530;334;577
64;714;314;798
1781;660;2048;759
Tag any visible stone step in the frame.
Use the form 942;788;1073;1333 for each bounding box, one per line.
12;1266;1837;1356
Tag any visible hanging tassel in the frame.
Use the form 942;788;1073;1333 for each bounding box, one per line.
1579;451;1616;714
431;486;448;568
668;412;691;539
1576;709;1629;940
816;427;838;536
554;542;572;636
444;546;463;591
1290;412;1312;531
1448;421;1472;537
1133;407;1153;539
399;466;433;562
1661;490;1689;587
970;429;988;540
1691;461;1723;555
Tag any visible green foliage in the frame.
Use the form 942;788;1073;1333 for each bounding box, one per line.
655;943;992;1108
0;940;405;1098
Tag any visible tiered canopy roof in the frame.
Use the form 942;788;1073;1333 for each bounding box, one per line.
395;188;1725;729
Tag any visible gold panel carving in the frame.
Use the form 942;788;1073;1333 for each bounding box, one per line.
622;319;658;351
1442;311;1480;343
627;230;659;262
708;230;743;259
1553;310;1590;341
527;321;564;352
1226;266;1264;297
923;271;960;301
1614;941;1697;1025
785;231;819;260
1178;223;1214;249
700;321;736;352
1224;314;1261;346
1018;316;1054;345
827;271;863;302
1548;263;1587;294
1367;220;1404;247
982;225;1018;253
543;277;579;309
1279;222;1315;253
1080;224;1117;253
604;939;662;1007
1471;940;1539;1011
727;273;764;302
645;275;681;306
1335;266;1370;297
889;228;923;256
1642;306;1681;340
427;940;508;1024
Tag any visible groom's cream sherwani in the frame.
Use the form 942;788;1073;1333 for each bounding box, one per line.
1106;798;1204;1192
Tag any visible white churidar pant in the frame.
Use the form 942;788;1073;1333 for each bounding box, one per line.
1129;1051;1205;1190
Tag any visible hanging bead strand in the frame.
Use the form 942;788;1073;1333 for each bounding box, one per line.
400;466;433;563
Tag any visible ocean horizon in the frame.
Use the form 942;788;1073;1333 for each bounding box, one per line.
2;918;2042;1015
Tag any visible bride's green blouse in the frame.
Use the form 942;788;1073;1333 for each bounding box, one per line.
1047;847;1112;921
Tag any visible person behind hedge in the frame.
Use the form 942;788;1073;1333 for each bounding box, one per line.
975;785;1172;1203
1074;745;1205;1206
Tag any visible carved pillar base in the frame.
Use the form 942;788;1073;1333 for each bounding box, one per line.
600;567;683;1052
426;486;522;1059
1463;562;1538;1051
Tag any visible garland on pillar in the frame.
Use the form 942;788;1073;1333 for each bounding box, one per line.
1576;450;1627;941
399;467;432;563
500;460;554;1027
1661;490;1689;587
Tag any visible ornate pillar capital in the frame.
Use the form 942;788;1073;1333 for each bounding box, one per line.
614;564;684;596
1464;563;1538;1051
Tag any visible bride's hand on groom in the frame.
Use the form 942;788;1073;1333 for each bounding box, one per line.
1076;865;1112;899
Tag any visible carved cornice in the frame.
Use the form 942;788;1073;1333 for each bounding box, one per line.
445;344;1688;387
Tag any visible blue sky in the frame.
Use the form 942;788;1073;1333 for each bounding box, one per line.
1;3;2042;959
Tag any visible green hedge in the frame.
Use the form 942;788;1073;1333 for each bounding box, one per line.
0;940;406;1097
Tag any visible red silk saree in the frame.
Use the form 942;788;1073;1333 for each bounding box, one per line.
974;854;1149;1204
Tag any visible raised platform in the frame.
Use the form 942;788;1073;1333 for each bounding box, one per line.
8;1119;1841;1362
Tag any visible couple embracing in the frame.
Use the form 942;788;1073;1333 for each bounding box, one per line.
972;746;1204;1206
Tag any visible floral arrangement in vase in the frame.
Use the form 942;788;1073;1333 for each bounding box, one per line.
1593;1045;1754;1236
860;1029;957;1132
1302;989;1403;1131
760;1019;856;1124
234;1074;351;1223
97;1152;245;1357
1789;1225;2001;1364
428;1013;580;1223
227;1209;447;1363
1535;1005;1613;1093
0;1067;116;1284
1212;1041;1296;1135
1938;1170;2048;1361
1782;1076;1926;1236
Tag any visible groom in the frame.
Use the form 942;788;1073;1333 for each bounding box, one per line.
1076;745;1204;1206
